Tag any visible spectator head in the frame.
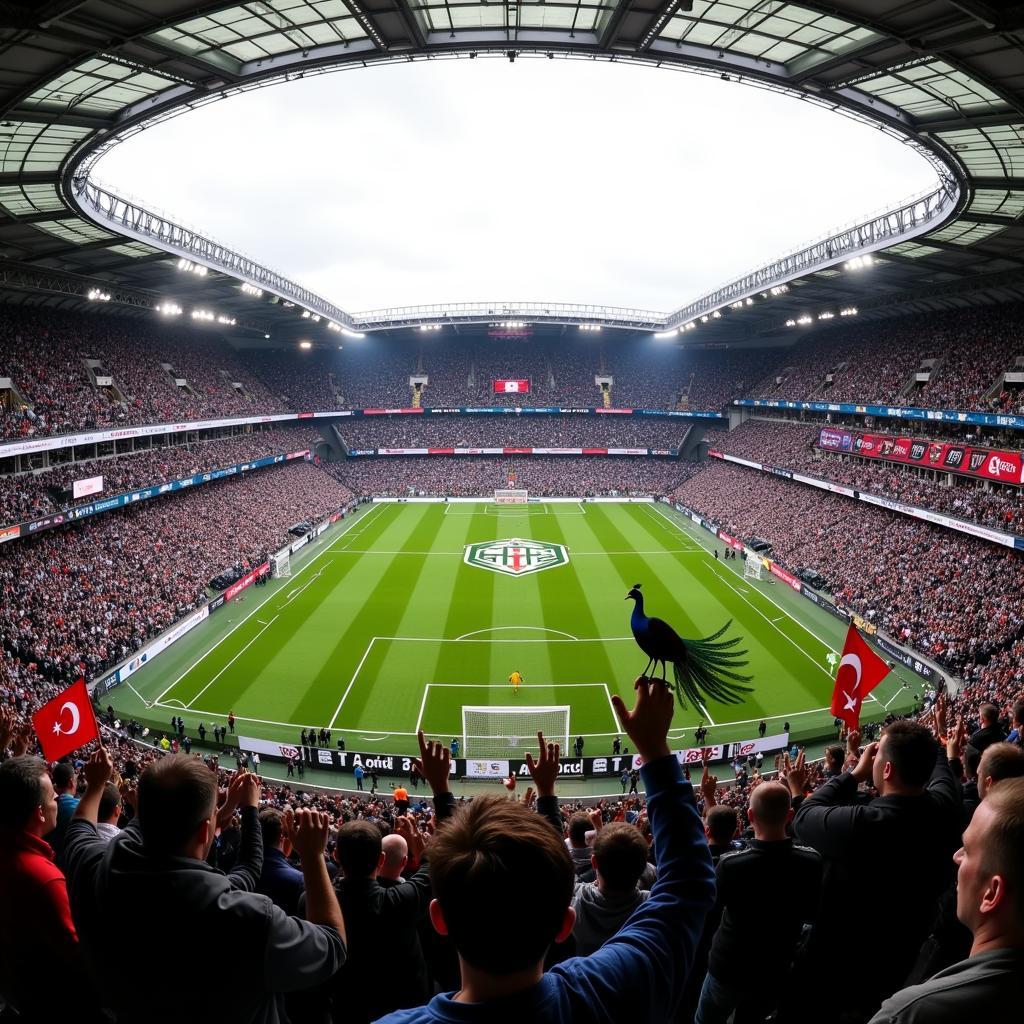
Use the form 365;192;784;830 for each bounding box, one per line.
955;777;1024;948
978;743;1024;800
705;805;739;848
380;832;408;882
824;744;845;775
428;794;574;975
137;754;218;857
98;782;122;824
874;721;936;794
259;808;287;851
567;811;592;850
979;703;998;727
52;762;76;795
0;756;57;835
748;782;793;840
335;820;384;879
591;823;649;894
1012;699;1024;730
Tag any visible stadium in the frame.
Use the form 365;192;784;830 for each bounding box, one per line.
1;3;1023;1023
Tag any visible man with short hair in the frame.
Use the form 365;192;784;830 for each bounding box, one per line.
869;778;1024;1022
378;678;716;1024
696;782;822;1024
792;720;961;1018
257;807;305;916
705;806;742;863
65;751;345;1024
968;703;1006;755
45;761;78;862
571;822;651;955
95;782;122;842
0;756;100;1022
566;811;595;881
977;742;1024;800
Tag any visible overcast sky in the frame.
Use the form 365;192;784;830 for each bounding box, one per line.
97;58;937;315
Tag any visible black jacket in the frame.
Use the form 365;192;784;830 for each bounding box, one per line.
64;807;345;1024
793;751;962;1009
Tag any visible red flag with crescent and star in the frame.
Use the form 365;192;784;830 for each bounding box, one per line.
31;678;99;761
830;625;891;730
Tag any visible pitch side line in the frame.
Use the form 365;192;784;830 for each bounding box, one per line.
328;637;378;730
150;503;389;707
375;635;636;643
651;503;835;679
184;615;279;709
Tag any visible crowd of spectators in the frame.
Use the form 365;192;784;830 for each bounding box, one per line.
0;308;288;438
329;456;702;498
713;418;1024;534
671;460;1024;680
337;415;697;451
758;305;1024;411
0;460;353;692
0;426;325;527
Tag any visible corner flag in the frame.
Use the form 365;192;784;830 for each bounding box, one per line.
830;625;890;731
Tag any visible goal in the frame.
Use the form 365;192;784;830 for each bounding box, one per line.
271;550;291;579
743;553;763;581
462;705;570;759
494;488;528;504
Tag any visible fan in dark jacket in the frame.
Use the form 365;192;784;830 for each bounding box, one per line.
791;721;962;1022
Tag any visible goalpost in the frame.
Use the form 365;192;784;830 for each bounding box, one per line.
494;488;528;504
743;552;764;581
271;549;291;578
462;705;570;759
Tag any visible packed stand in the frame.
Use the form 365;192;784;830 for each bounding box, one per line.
329;456;703;498
714;418;1024;534
0;426;325;527
0;460;353;689
671;459;1024;679
0;308;288;439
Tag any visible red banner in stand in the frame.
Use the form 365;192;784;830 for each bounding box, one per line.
493;379;530;394
32;678;100;762
844;433;1024;485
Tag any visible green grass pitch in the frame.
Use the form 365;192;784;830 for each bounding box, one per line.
109;500;926;756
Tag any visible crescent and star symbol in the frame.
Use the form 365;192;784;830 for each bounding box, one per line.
52;701;81;736
839;653;863;713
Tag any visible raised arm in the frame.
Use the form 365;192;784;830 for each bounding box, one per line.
415;730;456;821
555;678;716;1024
225;772;264;891
526;731;564;836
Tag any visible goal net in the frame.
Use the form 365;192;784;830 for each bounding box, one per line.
494;489;528;504
743;553;763;581
271;550;291;578
462;705;570;759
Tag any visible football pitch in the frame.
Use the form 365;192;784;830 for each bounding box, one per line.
110;500;927;756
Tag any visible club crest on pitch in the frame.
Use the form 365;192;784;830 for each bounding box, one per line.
464;538;569;577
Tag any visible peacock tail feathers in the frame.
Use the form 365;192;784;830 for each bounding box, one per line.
671;619;753;709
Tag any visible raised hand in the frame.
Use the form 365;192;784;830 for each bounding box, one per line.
782;749;807;797
610;676;673;764
83;745;114;790
524;731;560;798
850;741;879;785
414;731;451;795
700;752;719;810
290;808;331;862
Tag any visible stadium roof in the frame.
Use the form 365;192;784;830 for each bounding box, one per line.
0;1;1022;344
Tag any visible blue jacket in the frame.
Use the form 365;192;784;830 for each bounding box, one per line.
377;755;715;1024
257;846;306;917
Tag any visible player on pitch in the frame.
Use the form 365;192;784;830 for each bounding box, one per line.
509;670;523;697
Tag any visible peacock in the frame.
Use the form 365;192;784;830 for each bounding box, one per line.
626;583;753;709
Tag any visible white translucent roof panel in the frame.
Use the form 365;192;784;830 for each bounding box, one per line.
929;221;1004;245
660;1;878;64
22;59;179;115
0;122;90;174
856;60;1005;119
0;184;66;216
938;126;1024;178
32;219;117;243
150;0;366;65
969;189;1024;218
108;241;163;257
887;241;942;258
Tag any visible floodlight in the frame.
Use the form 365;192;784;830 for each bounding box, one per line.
87;289;110;302
241;283;263;297
299;341;312;349
653;329;678;340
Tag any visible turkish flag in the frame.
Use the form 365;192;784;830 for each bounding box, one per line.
31;678;100;762
830;625;891;730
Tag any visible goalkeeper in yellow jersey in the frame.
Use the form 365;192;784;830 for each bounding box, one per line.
508;670;523;697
